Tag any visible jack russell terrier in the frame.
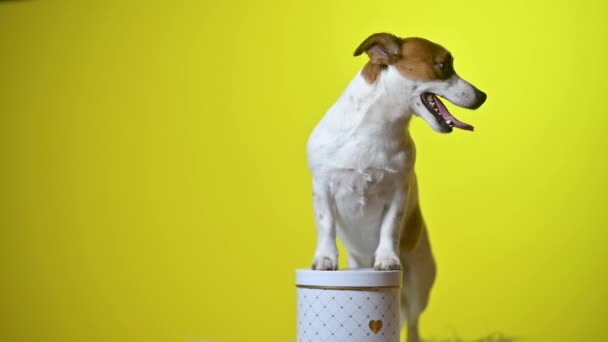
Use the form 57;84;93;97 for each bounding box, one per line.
306;33;487;342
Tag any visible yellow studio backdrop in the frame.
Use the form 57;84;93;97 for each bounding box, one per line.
1;0;607;341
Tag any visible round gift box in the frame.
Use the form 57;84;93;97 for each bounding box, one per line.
296;269;402;342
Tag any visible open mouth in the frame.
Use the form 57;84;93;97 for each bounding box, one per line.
420;92;474;131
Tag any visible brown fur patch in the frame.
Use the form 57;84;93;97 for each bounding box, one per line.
394;37;453;81
354;34;455;84
361;63;386;84
400;203;423;253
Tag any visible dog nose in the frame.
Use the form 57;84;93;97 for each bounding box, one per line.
472;89;487;109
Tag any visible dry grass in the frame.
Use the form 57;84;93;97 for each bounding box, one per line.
424;331;522;342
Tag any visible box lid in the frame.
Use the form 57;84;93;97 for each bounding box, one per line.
296;268;401;288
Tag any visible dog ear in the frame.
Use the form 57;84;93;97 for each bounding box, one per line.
353;33;402;65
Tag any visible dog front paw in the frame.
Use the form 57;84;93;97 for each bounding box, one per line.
311;255;338;271
374;254;401;271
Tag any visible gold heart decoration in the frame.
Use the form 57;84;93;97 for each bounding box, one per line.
368;319;383;334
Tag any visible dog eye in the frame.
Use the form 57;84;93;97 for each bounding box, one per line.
436;61;452;74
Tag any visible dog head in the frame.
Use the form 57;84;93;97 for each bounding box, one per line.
354;33;487;133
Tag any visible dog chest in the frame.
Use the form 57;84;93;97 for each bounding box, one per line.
329;167;400;221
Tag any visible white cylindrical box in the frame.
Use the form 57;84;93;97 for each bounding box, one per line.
296;269;402;342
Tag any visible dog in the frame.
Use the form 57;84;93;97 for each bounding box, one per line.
306;33;487;342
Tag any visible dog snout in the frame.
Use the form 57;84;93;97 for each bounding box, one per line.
471;89;487;109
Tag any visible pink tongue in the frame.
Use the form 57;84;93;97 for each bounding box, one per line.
434;95;474;131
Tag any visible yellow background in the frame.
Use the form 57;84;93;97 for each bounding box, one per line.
1;0;607;341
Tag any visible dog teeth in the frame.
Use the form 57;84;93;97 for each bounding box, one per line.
446;120;453;127
425;94;441;114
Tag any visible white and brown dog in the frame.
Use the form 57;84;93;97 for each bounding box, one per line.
306;33;486;342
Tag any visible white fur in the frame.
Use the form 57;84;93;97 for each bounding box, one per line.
307;64;482;342
307;66;415;269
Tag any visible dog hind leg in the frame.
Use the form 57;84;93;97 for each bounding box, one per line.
399;205;436;342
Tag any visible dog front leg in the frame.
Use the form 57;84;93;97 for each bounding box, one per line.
374;189;406;270
311;181;338;270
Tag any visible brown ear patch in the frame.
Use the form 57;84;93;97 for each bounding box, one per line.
353;33;402;65
354;33;401;84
